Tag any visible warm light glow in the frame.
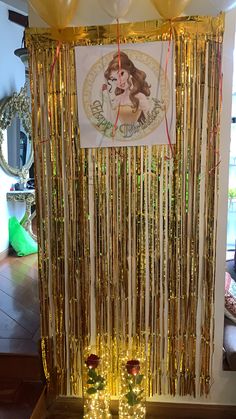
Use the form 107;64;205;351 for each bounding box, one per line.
83;393;111;419
83;349;111;418
119;358;146;419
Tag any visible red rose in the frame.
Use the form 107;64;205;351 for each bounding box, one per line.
86;354;100;369
126;360;140;376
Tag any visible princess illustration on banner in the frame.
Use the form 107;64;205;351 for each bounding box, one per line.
103;51;151;126
75;42;175;148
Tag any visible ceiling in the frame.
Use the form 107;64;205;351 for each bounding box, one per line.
0;0;27;14
0;0;236;17
185;0;236;15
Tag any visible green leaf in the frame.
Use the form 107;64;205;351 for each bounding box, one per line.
88;369;97;380
135;374;144;385
97;383;105;391
87;379;95;384
125;391;139;407
87;387;97;395
125;391;133;401
96;375;105;383
229;188;236;199
127;398;137;406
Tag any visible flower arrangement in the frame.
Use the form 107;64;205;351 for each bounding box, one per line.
125;360;144;407
85;354;105;395
83;353;110;419
119;359;146;418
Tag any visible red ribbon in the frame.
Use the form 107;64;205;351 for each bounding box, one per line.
48;41;61;121
164;28;174;160
112;19;122;138
164;108;174;158
208;43;222;174
39;41;61;145
50;41;62;87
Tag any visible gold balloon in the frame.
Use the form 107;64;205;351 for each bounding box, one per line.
152;0;191;19
28;0;78;28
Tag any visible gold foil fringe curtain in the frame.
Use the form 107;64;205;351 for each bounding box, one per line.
26;15;224;398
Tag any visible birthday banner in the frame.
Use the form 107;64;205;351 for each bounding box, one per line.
75;41;175;148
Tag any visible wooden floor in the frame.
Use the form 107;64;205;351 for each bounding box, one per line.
0;253;40;355
0;252;44;419
0;381;44;419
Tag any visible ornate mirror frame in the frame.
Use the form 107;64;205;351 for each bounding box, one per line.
0;84;33;183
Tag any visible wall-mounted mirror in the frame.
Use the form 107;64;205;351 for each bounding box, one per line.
0;84;33;183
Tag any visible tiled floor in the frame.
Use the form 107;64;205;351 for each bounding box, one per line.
0;253;40;355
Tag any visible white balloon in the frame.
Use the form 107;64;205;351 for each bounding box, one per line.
99;0;133;18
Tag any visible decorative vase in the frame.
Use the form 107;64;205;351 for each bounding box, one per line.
83;353;111;419
119;359;146;418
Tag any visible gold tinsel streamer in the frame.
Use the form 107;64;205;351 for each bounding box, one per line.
26;15;224;398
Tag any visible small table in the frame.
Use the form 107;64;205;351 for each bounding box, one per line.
7;190;36;241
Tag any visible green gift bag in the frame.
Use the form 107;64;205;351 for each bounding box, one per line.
9;216;38;257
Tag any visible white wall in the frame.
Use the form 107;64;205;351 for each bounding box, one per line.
0;0;26;253
29;0;236;405
28;0;233;27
